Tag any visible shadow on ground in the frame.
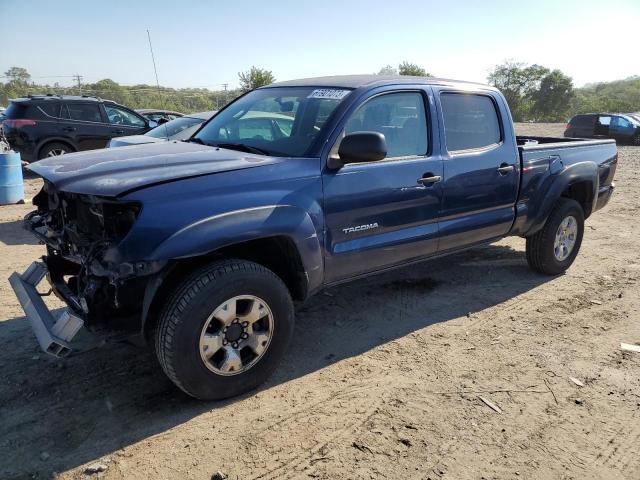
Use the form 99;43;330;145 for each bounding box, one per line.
0;242;552;479
0;219;39;246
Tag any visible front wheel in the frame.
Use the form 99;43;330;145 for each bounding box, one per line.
155;259;294;400
526;198;585;275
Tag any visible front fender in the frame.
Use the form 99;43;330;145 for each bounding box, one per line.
512;160;598;236
149;204;324;292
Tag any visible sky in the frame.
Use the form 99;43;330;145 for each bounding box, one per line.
1;0;638;90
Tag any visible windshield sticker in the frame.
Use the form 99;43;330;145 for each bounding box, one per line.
307;89;351;100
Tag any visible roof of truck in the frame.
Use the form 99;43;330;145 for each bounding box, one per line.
268;74;489;89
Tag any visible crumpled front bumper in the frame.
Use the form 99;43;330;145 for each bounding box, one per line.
9;262;84;357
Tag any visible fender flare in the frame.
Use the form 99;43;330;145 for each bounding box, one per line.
139;205;324;333
524;161;598;236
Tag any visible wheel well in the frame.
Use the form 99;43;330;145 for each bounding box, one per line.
561;181;593;218
142;236;308;340
37;139;76;159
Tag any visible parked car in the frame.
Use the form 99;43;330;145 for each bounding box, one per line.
136;109;183;124
1;95;156;161
564;113;640;145
11;75;617;400
108;111;216;147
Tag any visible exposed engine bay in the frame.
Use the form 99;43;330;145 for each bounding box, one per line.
25;181;155;331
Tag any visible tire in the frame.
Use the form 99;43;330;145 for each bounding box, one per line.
155;259;294;400
633;134;640;146
38;142;73;159
526;198;585;275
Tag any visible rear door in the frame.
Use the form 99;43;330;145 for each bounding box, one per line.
594;115;611;138
60;102;113;150
103;104;148;137
322;87;444;283
433;89;519;251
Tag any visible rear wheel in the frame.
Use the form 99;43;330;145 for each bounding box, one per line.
155;259;294;400
526;198;584;275
38;142;73;159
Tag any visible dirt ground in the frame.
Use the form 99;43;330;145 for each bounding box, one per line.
0;123;638;480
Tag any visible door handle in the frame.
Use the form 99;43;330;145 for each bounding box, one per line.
112;129;125;134
62;126;76;132
417;174;442;186
497;163;514;174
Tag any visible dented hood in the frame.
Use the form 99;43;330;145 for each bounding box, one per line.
27;141;281;197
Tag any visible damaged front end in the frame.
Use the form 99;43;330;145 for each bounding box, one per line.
13;181;165;353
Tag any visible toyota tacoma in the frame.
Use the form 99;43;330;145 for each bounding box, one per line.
10;75;617;400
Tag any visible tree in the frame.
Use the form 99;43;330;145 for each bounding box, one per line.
4;67;31;84
377;65;398;76
487;60;549;121
238;67;275;92
398;61;431;77
530;70;574;122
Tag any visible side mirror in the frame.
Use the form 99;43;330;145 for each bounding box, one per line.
328;132;387;169
148;120;158;129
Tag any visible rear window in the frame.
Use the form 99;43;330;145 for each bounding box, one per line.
4;102;29;119
441;93;501;152
570;115;594;127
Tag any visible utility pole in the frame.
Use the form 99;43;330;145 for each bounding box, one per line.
73;74;83;95
222;83;229;107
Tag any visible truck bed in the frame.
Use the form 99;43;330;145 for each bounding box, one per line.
510;135;617;236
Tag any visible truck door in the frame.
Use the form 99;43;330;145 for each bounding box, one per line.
322;88;443;283
433;89;519;251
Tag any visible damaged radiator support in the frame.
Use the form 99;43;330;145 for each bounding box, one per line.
9;261;84;357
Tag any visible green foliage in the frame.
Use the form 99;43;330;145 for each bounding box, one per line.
530;70;574;122
238;67;275;93
377;65;398;76
571;76;640;114
4;67;31;83
398;61;431;77
0;68;239;113
487;60;551;121
378;62;431;77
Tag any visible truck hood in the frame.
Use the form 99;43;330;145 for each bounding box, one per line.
27;141;281;197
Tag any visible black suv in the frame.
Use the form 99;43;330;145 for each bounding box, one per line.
565;113;640;145
1;95;155;161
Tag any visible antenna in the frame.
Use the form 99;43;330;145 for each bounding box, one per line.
146;29;169;140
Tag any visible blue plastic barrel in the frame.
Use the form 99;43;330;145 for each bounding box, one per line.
0;152;25;205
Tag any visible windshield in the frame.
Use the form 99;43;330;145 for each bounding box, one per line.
146;116;205;139
194;87;351;157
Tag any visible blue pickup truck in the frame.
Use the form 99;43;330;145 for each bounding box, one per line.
10;75;617;400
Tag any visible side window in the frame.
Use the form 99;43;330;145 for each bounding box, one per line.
105;105;146;127
36;102;61;118
597;116;611;126
612;117;631;128
65;103;103;123
440;93;501;152
342;92;428;158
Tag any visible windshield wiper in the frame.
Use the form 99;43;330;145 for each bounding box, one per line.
213;143;270;156
185;137;207;145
